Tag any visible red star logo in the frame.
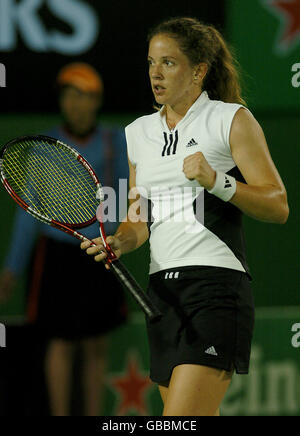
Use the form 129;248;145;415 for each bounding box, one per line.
264;0;300;52
110;353;153;416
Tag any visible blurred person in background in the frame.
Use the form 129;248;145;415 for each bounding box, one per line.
0;63;128;416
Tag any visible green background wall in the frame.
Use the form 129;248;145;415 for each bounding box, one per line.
226;0;300;111
224;0;300;308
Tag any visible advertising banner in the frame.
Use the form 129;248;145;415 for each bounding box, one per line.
104;308;300;416
0;0;225;114
226;0;300;111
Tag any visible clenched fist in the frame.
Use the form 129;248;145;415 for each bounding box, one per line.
183;152;216;190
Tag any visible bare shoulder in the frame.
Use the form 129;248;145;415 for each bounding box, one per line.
229;107;285;188
230;107;265;151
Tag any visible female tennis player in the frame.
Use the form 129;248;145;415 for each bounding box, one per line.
81;17;289;416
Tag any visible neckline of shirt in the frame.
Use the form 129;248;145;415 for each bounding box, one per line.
159;91;209;133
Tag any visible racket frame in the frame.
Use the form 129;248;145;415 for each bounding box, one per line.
0;135;116;254
0;135;161;320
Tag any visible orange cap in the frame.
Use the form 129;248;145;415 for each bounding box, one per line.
57;62;103;94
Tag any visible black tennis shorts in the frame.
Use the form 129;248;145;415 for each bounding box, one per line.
145;266;255;384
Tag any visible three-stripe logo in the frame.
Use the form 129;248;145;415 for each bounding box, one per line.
164;272;180;279
186;138;198;147
162;131;178;157
224;176;232;189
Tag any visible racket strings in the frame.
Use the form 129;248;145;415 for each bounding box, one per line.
3;138;99;224
24;140;94;221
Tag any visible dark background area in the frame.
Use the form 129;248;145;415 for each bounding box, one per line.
0;0;225;113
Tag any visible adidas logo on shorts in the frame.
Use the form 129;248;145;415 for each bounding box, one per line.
164;272;180;279
204;346;218;356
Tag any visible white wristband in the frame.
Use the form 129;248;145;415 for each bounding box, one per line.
207;171;237;202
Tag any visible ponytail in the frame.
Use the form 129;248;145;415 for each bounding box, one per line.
202;26;246;105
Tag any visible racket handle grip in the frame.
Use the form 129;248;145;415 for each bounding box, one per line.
109;259;162;322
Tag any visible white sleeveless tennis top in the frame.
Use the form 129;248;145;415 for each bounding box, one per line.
125;91;250;276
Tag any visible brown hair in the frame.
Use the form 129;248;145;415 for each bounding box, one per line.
147;17;246;105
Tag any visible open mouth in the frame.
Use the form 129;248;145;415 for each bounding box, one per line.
153;85;166;95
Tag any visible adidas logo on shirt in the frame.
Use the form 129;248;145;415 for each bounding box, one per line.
224;176;232;189
186;138;198;147
204;346;218;356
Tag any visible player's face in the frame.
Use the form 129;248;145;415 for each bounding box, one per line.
59;86;101;135
148;34;201;110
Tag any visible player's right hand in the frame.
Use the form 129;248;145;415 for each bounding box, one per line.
80;235;122;268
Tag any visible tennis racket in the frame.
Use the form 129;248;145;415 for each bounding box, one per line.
0;135;162;321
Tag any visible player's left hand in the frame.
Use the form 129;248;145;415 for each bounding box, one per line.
183;152;216;190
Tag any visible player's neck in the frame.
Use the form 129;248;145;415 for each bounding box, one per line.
165;90;202;130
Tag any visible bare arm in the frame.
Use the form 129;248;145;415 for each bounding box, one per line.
229;108;289;224
81;156;149;262
183;108;289;224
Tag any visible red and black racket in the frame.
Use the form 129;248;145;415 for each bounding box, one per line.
0;135;161;321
